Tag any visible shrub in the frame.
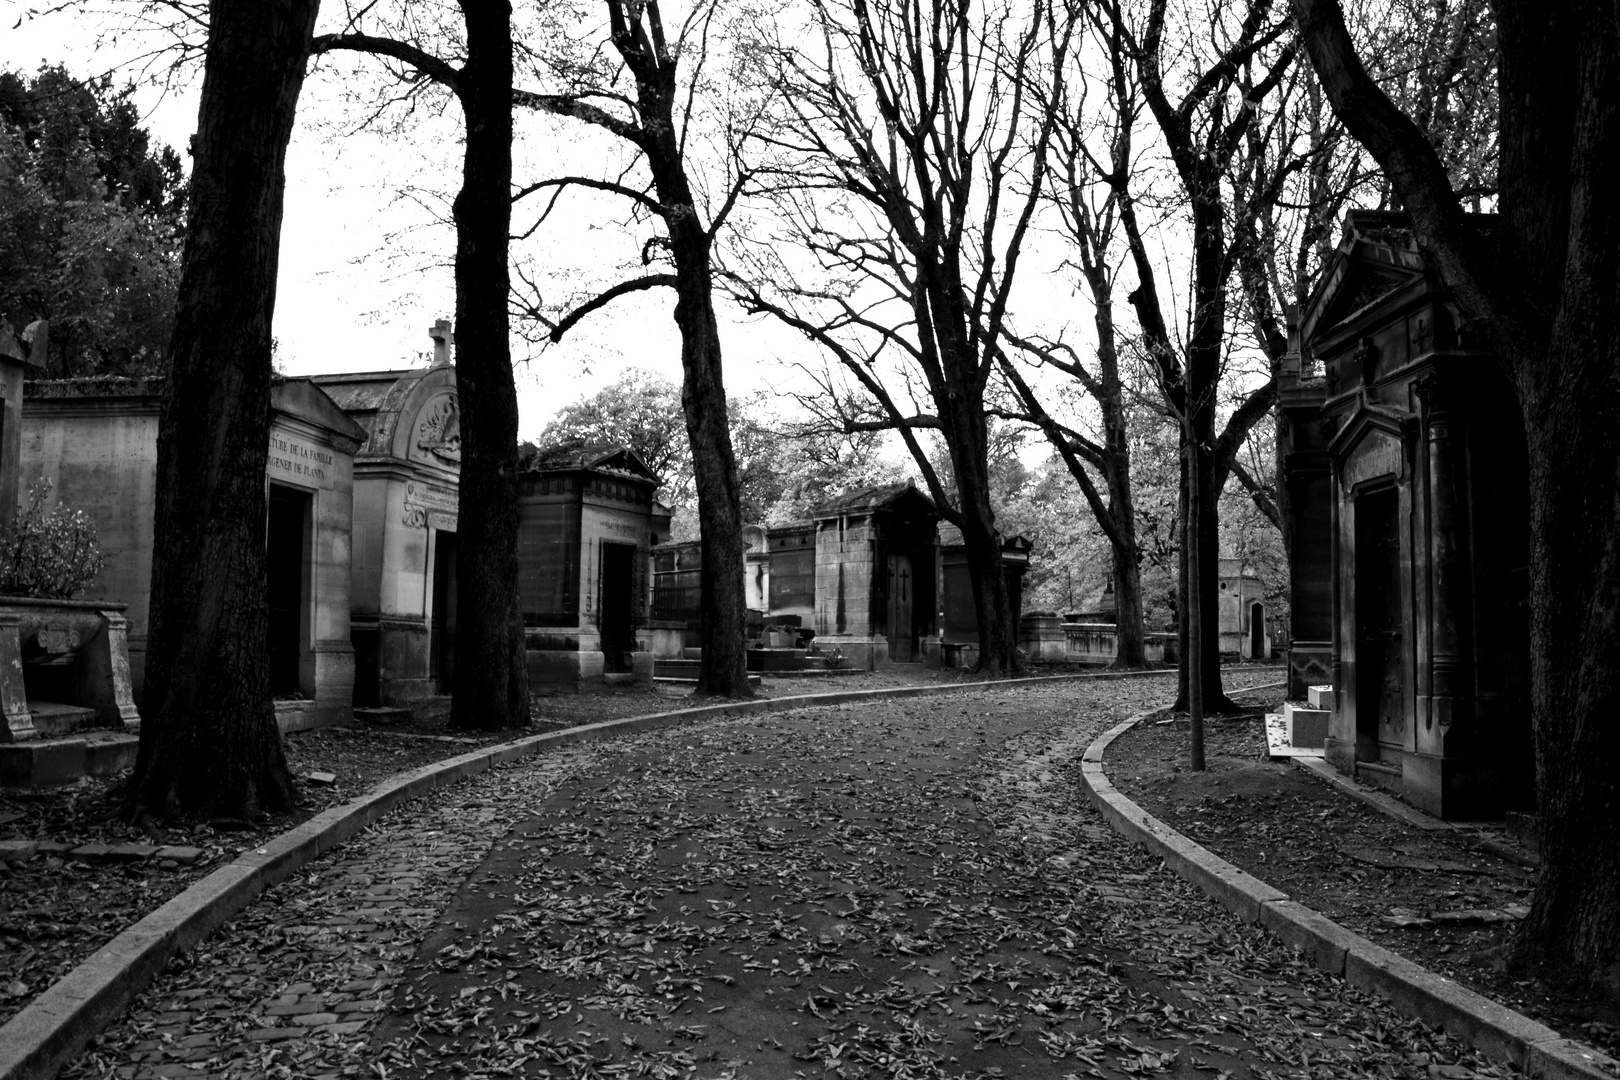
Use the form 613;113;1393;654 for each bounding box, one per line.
0;479;106;599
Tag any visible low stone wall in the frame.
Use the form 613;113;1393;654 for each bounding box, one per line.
1060;622;1175;665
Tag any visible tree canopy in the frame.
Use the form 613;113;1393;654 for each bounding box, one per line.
0;66;185;376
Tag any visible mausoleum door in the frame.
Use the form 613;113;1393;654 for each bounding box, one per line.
1354;486;1403;759
886;554;914;662
266;484;312;698
1249;603;1264;659
430;530;457;693
600;542;637;672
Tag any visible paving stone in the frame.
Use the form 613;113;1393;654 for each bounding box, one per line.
153;845;205;865
107;842;159;861
0;839;37;860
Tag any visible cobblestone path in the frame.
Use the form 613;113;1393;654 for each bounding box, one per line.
65;674;1519;1079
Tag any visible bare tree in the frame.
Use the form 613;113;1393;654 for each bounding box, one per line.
128;0;319;819
311;2;531;732
994;5;1154;668
732;0;1076;674
1086;0;1296;711
509;0;755;697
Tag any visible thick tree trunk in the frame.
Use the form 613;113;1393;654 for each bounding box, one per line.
941;396;1019;675
127;0;318;820
641;96;750;697
450;2;529;731
1517;361;1620;992
671;236;751;697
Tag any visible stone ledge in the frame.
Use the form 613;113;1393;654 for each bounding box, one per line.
0;664;1224;1080
1079;713;1618;1080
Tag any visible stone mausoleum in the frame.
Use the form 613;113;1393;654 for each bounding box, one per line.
518;442;663;684
312;321;462;709
807;483;940;668
19;375;366;732
1280;210;1532;820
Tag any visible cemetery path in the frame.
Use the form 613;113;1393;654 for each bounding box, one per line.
65;672;1519;1080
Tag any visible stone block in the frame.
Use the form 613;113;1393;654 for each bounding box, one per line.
0;737;87;787
0;839;37;861
106;842;158;862
1307;684;1336;710
155;845;205;865
1283;702;1329;748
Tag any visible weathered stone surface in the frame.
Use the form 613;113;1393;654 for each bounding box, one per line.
154;846;205;865
0;839;37;861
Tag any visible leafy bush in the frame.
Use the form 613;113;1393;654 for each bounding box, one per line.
0;480;106;599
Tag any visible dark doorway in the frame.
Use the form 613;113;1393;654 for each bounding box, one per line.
430;530;457;693
600;542;637;672
886;553;914;662
1249;602;1264;659
1354;486;1402;760
266;484;311;698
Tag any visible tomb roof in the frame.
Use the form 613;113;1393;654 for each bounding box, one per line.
522;440;661;485
811;480;934;517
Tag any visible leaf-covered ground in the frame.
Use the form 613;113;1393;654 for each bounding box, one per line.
64;669;1531;1079
1105;698;1620;1063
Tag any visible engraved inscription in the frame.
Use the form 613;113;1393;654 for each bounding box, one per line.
268;433;334;485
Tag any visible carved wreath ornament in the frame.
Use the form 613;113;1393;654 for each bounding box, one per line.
416;396;461;465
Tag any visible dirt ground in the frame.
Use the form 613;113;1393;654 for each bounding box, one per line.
1104;684;1620;1060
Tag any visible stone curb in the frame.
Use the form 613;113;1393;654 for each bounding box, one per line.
0;664;1228;1080
1078;714;1617;1080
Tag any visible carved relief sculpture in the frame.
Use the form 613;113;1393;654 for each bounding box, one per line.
416;396;461;466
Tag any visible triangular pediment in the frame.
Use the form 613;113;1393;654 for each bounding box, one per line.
1301;211;1428;347
587;447;661;483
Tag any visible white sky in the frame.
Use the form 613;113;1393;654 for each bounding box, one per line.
0;0;1246;459
2;1;864;442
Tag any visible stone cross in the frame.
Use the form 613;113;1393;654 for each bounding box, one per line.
429;319;454;367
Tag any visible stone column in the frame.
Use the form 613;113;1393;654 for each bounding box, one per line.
1417;374;1469;734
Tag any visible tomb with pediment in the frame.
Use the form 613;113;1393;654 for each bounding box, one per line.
1278;210;1532;820
518;442;663;685
312;320;462;709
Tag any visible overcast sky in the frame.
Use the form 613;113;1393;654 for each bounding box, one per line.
2;1;875;442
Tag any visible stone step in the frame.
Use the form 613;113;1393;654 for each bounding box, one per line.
654;658;700;678
1356;758;1403;795
0;731;138;788
1282;701;1329;748
27;700;99;738
1263;712;1324;760
1307;684;1336;710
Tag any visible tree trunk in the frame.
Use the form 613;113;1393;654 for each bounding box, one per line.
127;0;319;820
1174;428;1239;712
642;103;751;698
941;398;1019;675
449;1;529;731
1511;282;1620;992
1097;320;1147;669
672;237;751;697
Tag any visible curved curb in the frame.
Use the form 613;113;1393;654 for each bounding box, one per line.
1079;715;1617;1080
0;665;1221;1080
